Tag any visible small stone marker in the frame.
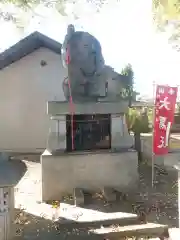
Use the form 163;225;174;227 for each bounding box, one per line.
0;153;25;239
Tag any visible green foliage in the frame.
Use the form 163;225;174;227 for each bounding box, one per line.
153;0;180;50
1;0;105;17
0;0;108;30
126;108;137;131
2;0;40;9
121;63;134;85
153;0;180;23
120;64;134;103
126;108;151;133
5;0;180;50
177;103;180;115
3;0;180;26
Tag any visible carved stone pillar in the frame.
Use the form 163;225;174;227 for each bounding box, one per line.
47;115;66;151
111;114;134;150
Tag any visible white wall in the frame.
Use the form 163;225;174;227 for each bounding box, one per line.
0;47;66;152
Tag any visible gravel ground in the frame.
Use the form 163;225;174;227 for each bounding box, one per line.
13;158;179;239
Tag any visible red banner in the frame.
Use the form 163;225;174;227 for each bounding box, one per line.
153;85;178;155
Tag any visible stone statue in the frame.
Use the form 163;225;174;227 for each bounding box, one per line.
62;24;107;101
61;24;75;69
61;24;132;103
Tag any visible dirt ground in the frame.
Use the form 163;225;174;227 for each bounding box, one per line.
13;156;179;239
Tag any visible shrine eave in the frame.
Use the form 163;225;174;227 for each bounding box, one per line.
47;101;129;115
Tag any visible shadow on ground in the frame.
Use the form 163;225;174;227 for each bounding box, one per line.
14;207;118;240
63;163;179;227
14;209;66;240
12;157;179;239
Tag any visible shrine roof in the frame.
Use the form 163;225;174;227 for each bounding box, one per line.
0;31;62;70
0;159;27;187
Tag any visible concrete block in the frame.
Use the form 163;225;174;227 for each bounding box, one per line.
111;114;134;149
141;134;180;169
47;101;129;115
141;134;164;165
41;150;139;202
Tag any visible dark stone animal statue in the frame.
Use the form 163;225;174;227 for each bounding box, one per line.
62;24;107;101
62;24;132;103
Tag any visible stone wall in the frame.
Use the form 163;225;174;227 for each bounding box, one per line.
141;134;180;167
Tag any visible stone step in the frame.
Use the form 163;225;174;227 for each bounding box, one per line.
60;222;169;239
88;222;169;239
58;211;140;229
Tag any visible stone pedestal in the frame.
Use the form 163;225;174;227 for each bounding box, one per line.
42;100;137;202
41;150;138;202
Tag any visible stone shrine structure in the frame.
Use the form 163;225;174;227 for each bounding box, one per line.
0;155;26;240
41;25;139;203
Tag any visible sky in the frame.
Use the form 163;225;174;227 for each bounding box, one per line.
0;0;180;98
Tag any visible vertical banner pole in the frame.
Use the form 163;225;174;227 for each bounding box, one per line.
152;81;156;188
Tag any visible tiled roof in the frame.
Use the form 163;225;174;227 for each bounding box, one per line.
0;31;62;70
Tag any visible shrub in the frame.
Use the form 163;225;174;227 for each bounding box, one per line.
126;108;150;133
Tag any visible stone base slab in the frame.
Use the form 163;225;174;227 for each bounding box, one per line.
41;150;139;202
47;101;129;115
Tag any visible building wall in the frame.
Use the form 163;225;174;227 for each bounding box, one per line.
0;48;66;152
0;47;133;152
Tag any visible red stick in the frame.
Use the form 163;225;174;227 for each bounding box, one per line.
67;80;74;151
66;45;74;151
